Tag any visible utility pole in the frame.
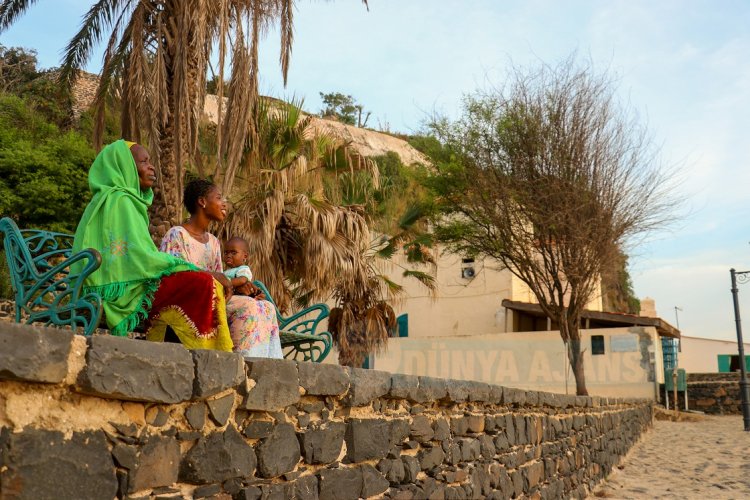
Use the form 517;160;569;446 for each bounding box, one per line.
730;269;750;431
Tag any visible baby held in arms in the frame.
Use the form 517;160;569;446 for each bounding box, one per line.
223;237;264;299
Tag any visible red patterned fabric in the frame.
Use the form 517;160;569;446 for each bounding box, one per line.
145;271;218;337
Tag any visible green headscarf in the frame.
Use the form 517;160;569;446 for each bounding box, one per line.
72;139;197;335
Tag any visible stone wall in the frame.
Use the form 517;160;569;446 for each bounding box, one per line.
71;70;100;118
686;373;743;415
0;322;653;500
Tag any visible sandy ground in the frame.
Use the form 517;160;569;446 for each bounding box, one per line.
590;414;750;499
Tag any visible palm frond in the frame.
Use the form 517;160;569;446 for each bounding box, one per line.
0;0;38;32
398;203;425;230
278;0;293;84
59;0;133;86
401;270;437;291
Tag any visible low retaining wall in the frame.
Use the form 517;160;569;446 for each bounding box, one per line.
0;322;653;500
686;372;743;415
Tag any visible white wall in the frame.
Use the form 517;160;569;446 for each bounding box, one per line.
373;327;662;399
384;248;603;339
680;335;749;373
386;252;513;338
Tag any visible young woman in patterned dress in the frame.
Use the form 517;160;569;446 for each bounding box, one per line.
160;179;283;358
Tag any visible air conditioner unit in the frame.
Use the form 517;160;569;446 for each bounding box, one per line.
461;267;476;279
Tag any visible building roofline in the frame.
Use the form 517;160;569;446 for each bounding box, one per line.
501;299;681;339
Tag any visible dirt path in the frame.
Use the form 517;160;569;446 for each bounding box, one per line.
590;415;750;499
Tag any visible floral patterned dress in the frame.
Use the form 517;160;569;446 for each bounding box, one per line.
160;226;283;359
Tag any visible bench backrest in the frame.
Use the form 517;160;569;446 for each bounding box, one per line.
0;217;102;335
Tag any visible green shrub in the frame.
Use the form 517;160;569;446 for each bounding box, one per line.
0;93;93;233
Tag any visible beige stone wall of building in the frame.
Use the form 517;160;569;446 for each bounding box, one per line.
384;247;603;339
679;335;749;373
384;252;514;338
373;326;663;399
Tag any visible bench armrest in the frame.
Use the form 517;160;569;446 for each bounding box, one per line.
252;280;330;336
21;248;103;336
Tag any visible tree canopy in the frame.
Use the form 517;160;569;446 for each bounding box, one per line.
423;59;676;395
319;91;371;127
0;93;93;233
0;45;93;232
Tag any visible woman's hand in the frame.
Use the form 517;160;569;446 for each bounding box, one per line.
235;281;254;296
242;282;266;300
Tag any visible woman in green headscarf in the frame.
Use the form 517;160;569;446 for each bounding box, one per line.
72;139;233;351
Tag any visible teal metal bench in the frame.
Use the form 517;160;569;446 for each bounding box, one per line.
0;217;103;335
252;281;333;363
0;217;332;362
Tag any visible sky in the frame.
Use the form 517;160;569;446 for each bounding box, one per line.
2;0;750;341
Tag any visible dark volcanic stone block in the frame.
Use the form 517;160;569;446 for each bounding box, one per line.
521;461;544;489
127;435;181;493
292;475;320;500
78;335;194;403
318;467;363;500
299;421;345;464
345;418;392;462
539;391;561;408
479;434;496;459
361;464;389;497
244;358;299;410
256;423;301;478
243;419;274;439
415;376;449;403
446;380;471;402
450;416;469;436
410;415;434;442
467;380;492;402
0;428;117;499
459;438;481;461
503;387;527;406
417;446;445;470
235;485;262;500
489;384;504;404
207;393;235;426
377;458;406;485
343;367;391;407
433;418;451;441
525;391;539;406
112;443;138;469
180;426;256;484
193;483;222;498
389;373;420;400
390;419;411;447
186;402;207;430
0;322;73;383
192;349;245;398
402;456;420;483
298;362;349;396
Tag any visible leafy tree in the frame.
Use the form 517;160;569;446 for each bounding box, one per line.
423;59;675;395
0;93;93;232
0;45;71;126
0;44;37;93
601;249;641;314
319;91;370;127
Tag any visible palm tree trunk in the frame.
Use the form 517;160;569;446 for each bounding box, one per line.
148;40;181;244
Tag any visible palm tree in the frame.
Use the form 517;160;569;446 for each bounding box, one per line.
0;0;368;239
221;98;436;366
